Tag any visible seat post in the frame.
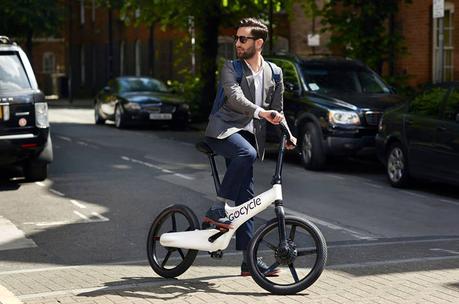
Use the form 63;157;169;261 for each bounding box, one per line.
208;155;221;195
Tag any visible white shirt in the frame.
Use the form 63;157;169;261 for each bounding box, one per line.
243;58;264;134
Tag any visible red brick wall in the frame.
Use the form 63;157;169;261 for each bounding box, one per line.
396;0;459;86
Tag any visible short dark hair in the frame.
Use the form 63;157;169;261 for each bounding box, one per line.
237;18;268;42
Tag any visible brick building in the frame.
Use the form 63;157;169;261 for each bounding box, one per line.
26;0;457;98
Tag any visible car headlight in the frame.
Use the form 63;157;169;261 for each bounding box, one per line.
35;103;49;128
125;102;141;110
328;110;360;125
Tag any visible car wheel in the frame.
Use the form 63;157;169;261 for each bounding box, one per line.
24;161;47;182
386;142;410;188
115;104;127;129
300;122;326;170
94;103;105;125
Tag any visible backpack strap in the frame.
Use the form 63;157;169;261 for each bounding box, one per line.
266;61;281;86
232;59;244;84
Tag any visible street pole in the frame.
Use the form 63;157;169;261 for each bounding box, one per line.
108;7;114;80
188;16;196;76
433;0;445;83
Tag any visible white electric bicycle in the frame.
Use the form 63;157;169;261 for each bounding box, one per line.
146;120;327;295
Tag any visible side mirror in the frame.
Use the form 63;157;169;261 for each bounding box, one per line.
103;86;111;93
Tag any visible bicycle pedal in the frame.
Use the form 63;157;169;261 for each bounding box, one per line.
209;250;223;259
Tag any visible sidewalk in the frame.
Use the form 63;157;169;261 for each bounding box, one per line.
0;252;458;304
46;98;93;109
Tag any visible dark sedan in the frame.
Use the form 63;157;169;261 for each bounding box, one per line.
376;82;459;187
94;77;190;129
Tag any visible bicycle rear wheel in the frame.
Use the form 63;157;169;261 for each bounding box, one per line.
247;216;327;295
147;204;200;278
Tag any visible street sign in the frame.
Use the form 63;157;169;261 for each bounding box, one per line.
433;0;444;18
307;34;320;47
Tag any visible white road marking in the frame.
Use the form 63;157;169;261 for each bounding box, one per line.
0;216;37;251
70;200;86;209
122;156;194;180
279;206;378;240
0;283;23;304
73;211;89;221
363;182;383;189
76;141;89;146
173;173;194;180
91;212;109;221
23;221;71;227
400;190;428;199
430;248;459;255
49;189;65;197
57;136;71;142
326;174;345;180
35;182;46;187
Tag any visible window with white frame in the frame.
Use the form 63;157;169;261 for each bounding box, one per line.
42;52;56;74
135;40;141;76
81;45;86;85
433;2;455;82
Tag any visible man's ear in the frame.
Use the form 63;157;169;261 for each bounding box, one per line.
256;39;264;51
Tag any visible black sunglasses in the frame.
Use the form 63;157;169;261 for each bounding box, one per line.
233;35;257;44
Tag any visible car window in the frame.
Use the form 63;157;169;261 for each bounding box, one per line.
0;52;31;92
268;59;300;91
443;88;459;122
300;65;391;94
119;78;170;93
409;87;448;118
358;72;391;94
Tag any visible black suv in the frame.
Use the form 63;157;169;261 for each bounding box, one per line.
265;55;403;170
0;36;52;181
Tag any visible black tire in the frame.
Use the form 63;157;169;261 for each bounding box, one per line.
147;204;200;278
247;216;327;295
24;161;48;182
300;122;326;170
115;104;128;129
386;141;410;188
94;102;105;125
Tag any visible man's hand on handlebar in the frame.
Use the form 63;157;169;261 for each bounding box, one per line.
259;110;283;125
260;110;297;150
286;136;297;150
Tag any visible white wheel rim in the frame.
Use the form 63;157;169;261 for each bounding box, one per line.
302;131;312;163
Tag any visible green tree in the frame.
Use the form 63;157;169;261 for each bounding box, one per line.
0;0;63;61
119;0;289;120
320;0;411;76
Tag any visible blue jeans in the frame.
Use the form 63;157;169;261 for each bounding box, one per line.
205;131;257;250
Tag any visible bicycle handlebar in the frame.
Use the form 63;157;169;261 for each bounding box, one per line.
270;112;295;144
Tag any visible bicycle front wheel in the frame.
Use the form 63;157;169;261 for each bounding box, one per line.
247;216;327;295
147;204;200;278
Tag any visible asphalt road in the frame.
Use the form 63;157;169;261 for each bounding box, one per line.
1;108;458;274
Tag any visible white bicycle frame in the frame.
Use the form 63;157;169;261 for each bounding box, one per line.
160;184;283;252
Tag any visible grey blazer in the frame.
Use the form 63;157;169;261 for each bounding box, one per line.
205;59;284;160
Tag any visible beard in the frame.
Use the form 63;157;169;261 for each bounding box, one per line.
236;44;256;59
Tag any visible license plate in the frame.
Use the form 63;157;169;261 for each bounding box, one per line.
149;113;172;120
